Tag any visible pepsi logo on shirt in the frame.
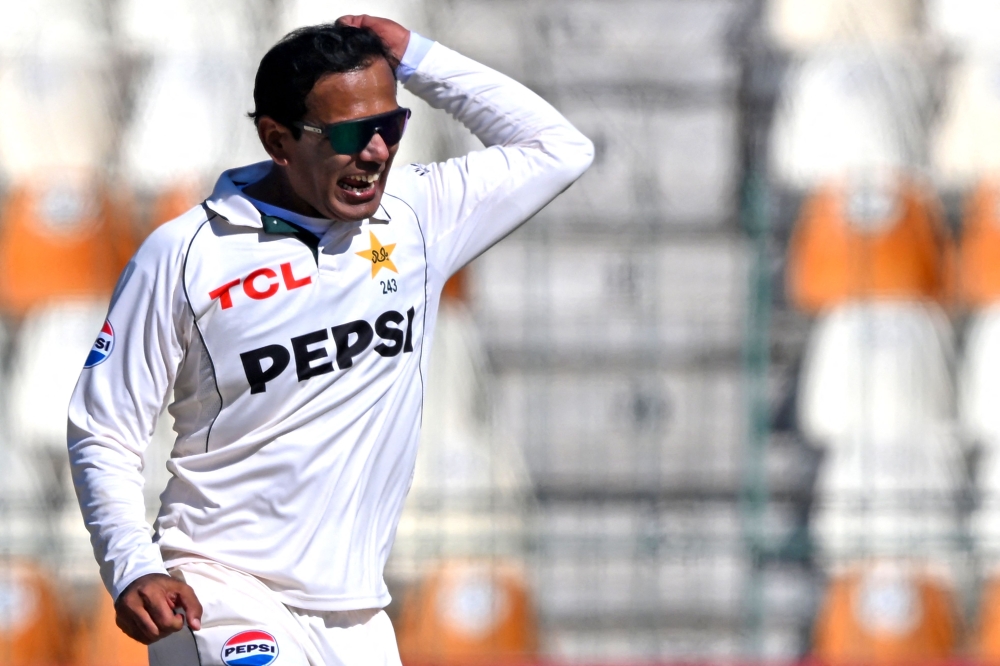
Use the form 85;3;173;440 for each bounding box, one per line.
84;320;115;368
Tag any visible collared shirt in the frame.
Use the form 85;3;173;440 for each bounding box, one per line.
68;37;593;610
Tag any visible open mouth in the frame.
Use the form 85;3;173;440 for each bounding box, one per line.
337;172;380;196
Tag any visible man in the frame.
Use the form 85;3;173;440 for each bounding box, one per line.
68;14;592;664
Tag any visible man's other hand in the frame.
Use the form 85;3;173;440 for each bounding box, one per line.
114;573;203;644
336;15;411;66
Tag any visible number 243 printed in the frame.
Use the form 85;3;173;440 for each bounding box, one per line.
380;279;398;294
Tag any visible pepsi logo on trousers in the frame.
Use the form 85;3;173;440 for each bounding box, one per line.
221;630;279;666
84;320;115;368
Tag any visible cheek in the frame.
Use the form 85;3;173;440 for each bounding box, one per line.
318;154;353;182
292;155;346;196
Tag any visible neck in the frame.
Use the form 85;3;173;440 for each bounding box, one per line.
243;163;326;219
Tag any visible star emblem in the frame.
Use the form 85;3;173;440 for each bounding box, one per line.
356;230;398;278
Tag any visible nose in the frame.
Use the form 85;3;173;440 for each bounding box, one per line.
359;131;390;163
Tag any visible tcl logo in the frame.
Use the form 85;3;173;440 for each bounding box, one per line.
209;262;312;310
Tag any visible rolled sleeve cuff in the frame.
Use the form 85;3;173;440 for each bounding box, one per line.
396;32;435;84
109;546;170;601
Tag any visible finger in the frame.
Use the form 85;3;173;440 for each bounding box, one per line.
118;599;160;644
172;584;204;631
336;15;363;28
139;587;185;635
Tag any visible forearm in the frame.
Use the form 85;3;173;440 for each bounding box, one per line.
403;39;593;163
69;422;168;599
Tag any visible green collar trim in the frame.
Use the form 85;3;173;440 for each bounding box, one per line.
261;214;320;262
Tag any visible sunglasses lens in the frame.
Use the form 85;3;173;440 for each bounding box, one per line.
327;121;371;154
324;109;411;154
376;109;410;147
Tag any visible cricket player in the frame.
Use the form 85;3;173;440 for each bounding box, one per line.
68;14;592;664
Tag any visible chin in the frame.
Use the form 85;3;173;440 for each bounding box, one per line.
328;194;383;222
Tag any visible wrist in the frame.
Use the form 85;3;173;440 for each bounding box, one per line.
397;32;435;84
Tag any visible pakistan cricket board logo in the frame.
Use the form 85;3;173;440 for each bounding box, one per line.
356;230;397;277
221;630;279;666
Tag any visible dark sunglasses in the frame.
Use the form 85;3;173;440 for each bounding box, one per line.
295;108;411;154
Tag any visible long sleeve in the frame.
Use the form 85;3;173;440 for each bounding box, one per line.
393;40;594;278
67;218;196;600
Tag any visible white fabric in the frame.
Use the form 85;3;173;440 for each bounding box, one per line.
766;0;920;50
148;560;401;666
798;302;955;447
68;41;593;607
932;54;1000;189
769;48;928;189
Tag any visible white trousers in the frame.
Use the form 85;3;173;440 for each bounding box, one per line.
147;561;402;666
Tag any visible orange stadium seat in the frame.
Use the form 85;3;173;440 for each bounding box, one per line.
70;586;147;666
787;178;955;314
0;561;69;665
396;560;537;666
0;177;136;317
959;179;1000;307
813;562;959;665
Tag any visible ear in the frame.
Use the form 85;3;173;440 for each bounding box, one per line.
256;117;296;166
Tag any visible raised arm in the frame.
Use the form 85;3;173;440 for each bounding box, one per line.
341;15;595;279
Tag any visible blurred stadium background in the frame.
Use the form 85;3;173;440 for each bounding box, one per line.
1;0;999;663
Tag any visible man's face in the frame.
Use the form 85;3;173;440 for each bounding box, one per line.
283;58;400;221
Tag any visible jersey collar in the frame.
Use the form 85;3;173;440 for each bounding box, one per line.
203;160;391;228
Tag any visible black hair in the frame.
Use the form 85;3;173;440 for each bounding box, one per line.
249;23;395;139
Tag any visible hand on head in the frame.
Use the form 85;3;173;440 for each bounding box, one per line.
336;15;411;66
114;573;203;644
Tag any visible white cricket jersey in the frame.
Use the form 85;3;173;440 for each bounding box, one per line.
67;39;593;609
